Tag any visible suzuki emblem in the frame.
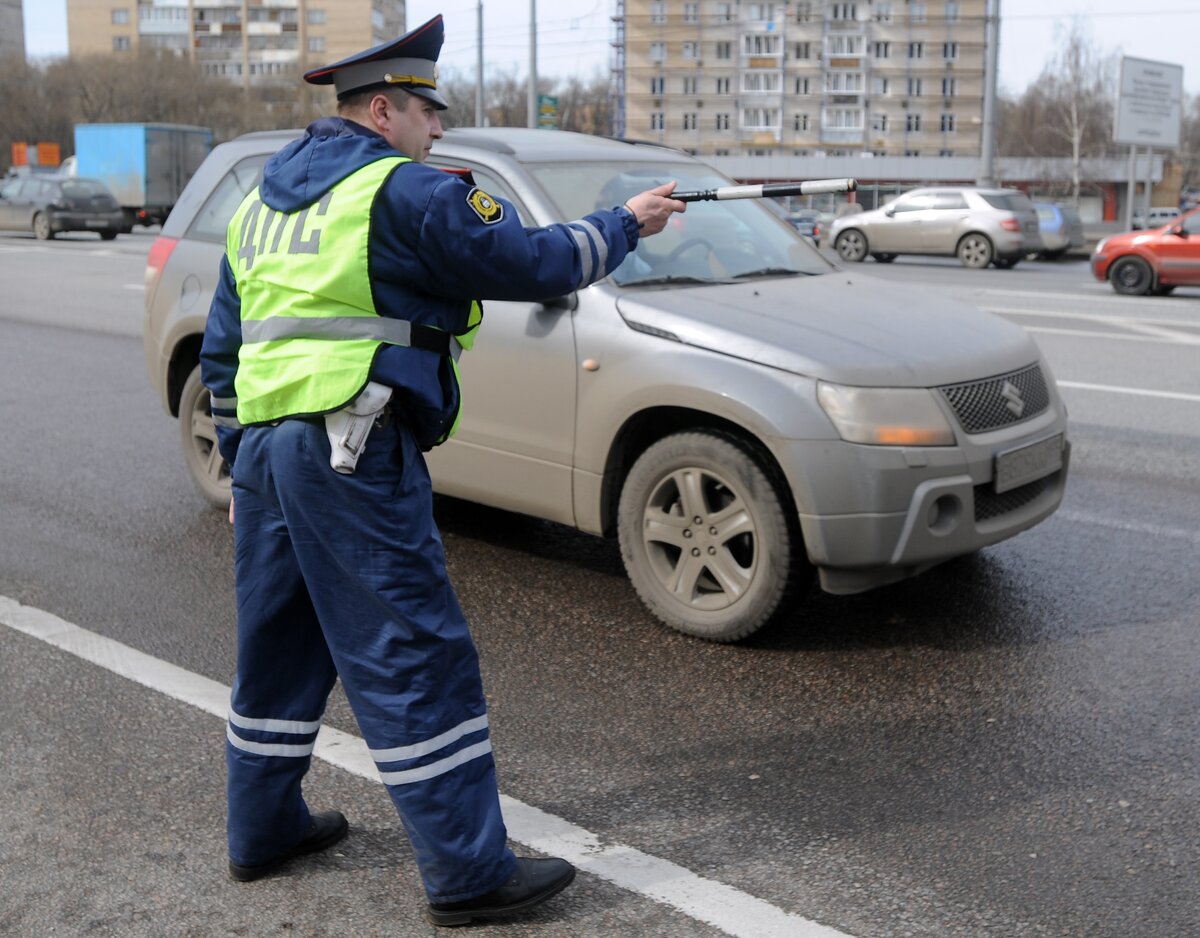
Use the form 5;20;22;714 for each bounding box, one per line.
1000;380;1025;417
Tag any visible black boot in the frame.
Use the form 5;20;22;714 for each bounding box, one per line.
426;857;576;926
228;810;349;882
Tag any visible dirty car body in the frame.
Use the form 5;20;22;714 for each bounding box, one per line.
144;127;1070;642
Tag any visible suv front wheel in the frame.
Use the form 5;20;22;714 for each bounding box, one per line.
179;364;233;507
617;431;807;642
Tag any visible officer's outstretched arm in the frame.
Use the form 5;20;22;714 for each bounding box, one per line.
623;182;687;236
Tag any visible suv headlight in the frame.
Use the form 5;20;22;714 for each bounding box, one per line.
817;381;956;446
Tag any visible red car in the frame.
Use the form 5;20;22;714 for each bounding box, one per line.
1090;206;1200;295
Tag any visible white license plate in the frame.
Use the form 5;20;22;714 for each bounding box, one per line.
994;434;1063;494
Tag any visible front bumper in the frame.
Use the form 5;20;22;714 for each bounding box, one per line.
789;408;1070;594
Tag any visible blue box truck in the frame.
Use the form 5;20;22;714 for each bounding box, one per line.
73;123;213;231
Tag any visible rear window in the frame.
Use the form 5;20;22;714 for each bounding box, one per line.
61;179;111;198
980;192;1034;212
186;154;269;243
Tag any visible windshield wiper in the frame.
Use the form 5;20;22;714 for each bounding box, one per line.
621;274;731;287
731;267;808;279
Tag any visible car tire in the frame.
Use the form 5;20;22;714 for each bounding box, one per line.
957;233;992;268
617;431;808;642
1109;257;1154;296
33;213;54;240
1153;284;1176;296
179;363;233;508
871;253;896;263
835;229;869;263
992;256;1019;269
100;230;118;241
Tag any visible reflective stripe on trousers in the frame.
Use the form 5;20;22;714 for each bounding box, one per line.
226;416;515;903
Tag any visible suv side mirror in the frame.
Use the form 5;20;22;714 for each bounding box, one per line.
883;207;895;217
1169;223;1187;237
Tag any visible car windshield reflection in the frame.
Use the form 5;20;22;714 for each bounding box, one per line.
526;161;833;286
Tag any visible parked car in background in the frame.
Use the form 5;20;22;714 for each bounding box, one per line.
1131;206;1180;230
1091;205;1200;295
0;174;123;240
788;209;823;245
1033;202;1085;259
146;128;1069;642
831;186;1043;268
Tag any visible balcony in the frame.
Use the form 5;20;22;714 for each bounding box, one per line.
820;128;865;144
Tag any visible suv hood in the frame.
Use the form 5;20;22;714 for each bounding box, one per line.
613;272;1037;387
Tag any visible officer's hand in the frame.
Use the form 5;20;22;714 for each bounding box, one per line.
228;496;235;525
624;182;686;236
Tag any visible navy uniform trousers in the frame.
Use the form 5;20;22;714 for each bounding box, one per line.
226;412;516;903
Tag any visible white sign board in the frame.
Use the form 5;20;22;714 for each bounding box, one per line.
1113;57;1183;149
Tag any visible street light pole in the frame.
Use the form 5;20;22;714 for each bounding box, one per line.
977;0;1000;187
527;0;538;128
475;0;484;126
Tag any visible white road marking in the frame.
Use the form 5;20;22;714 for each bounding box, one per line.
0;595;852;938
1056;512;1200;546
124;283;145;291
1057;380;1200;404
983;307;1200;346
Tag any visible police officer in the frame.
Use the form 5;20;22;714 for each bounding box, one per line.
199;13;684;928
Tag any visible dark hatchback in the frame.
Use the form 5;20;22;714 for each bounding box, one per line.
0;175;124;240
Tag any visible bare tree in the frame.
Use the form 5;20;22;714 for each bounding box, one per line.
1179;95;1200;201
997;18;1117;205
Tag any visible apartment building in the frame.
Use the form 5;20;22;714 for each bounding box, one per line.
0;0;25;60
66;0;404;88
618;0;986;157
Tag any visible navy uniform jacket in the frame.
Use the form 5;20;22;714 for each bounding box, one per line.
201;117;641;464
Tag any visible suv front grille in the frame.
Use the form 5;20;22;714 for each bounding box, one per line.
938;364;1050;433
975;471;1059;522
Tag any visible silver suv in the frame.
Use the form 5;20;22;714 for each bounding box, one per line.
831;186;1043;268
145;128;1069;642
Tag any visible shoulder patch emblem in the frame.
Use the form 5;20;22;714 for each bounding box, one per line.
466;187;504;224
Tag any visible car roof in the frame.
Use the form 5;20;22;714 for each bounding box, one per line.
217;125;697;166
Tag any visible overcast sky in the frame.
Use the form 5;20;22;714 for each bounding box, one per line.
21;0;1200;97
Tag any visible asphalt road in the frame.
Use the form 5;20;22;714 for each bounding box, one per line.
1;229;1197;938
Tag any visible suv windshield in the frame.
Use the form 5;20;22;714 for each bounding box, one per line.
525;160;832;285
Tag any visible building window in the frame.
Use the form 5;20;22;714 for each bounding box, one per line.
831;3;857;20
794;42;811;60
823;108;864;129
308;9;326;25
715;41;732;60
874;2;893;22
682;76;698;94
872;41;890;59
828;35;863;55
871;112;888;132
747;3;777;20
794;113;810;131
742;108;780;131
650;1;667;24
651;112;664;131
650;41;666;62
873;76;890;95
682;41;698;59
715;76;731;94
716;3;734;22
909;42;925;59
111;8;129;25
716;113;730;130
942;77;958;96
945;1;960;23
113;35;131;51
906;113;922;132
940;113;956;132
940;148;955;156
826;72;863;93
683;2;699;22
793;2;812;23
650;76;664;95
683;113;698;130
744;71;782;92
943;41;959;60
744;35;781;55
910;2;926;23
308;37;325;53
795;76;810;94
905;148;921;156
908;78;923;96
